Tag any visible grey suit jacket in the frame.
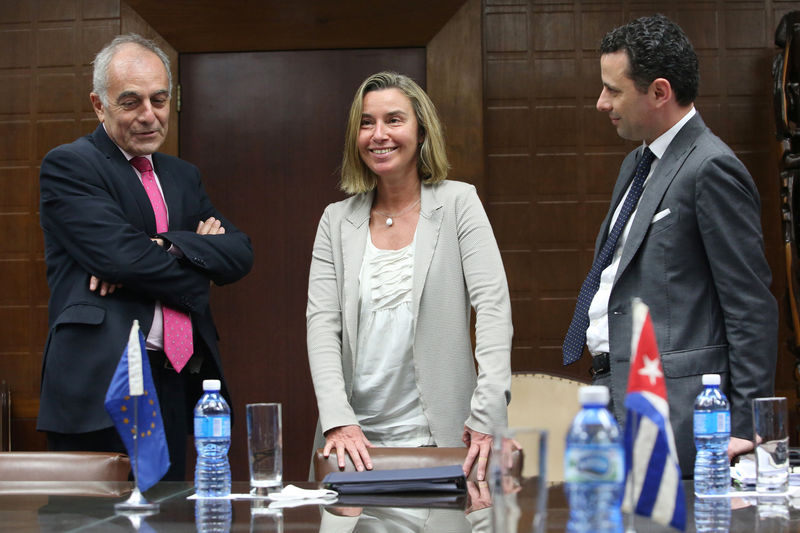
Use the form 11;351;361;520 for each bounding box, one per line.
307;180;512;452
594;113;778;475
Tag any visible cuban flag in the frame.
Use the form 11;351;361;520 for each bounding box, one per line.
104;320;170;492
622;299;686;530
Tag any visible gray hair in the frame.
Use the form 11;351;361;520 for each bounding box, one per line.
92;34;172;106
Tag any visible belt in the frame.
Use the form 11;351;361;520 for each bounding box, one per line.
590;352;610;377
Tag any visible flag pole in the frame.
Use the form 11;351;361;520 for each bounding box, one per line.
115;321;159;513
115;406;159;512
625;412;638;533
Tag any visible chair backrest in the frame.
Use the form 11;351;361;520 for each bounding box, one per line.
508;371;589;482
313;447;520;482
0;451;130;481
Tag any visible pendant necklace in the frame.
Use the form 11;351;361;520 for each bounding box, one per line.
372;198;421;227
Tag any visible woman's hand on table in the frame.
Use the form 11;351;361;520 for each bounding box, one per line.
462;426;493;481
323;425;374;471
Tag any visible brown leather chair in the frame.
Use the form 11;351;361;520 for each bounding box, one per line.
313;446;519;482
0;451;130;481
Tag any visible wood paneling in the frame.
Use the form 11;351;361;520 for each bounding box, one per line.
179;49;426;482
124;0;466;53
483;0;793;418
427;0;484;192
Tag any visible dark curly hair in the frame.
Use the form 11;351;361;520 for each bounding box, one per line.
600;14;699;106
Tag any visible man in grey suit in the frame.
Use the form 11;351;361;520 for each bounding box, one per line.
563;14;777;475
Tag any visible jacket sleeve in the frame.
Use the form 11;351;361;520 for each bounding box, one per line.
695;150;778;439
40;145;238;314
159;169;253;287
306;205;360;433
456;186;514;436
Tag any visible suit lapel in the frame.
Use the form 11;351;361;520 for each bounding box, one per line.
412;184;443;320
91;125;157;234
341;192;372;362
615;114;705;280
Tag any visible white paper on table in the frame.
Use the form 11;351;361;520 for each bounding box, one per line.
188;484;338;504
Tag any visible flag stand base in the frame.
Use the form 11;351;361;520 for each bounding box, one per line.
115;487;160;512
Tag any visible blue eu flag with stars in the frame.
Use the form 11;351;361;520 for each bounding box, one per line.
104;320;170;492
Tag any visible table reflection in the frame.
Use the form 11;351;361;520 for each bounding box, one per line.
8;479;800;531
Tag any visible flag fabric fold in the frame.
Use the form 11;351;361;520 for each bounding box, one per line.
104;320;170;492
622;299;686;530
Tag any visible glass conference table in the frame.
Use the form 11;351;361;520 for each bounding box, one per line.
0;478;798;532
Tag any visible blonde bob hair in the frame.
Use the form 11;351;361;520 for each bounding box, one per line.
340;72;450;194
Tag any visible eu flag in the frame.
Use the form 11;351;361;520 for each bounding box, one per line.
104;320;170;491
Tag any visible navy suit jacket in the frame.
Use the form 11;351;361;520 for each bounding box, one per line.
594;113;777;474
37;125;253;433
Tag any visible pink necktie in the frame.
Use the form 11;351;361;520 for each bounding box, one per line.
130;156;194;373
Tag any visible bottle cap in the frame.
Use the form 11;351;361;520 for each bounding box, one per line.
702;374;721;386
202;379;221;391
578;385;609;405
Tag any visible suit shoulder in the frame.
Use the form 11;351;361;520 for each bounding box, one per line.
324;193;367;215
692;125;735;155
42;133;98;162
427;179;478;202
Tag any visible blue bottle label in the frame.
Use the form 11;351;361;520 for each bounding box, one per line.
693;411;730;435
564;445;624;483
194;415;231;438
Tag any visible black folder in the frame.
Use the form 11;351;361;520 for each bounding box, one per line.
322;464;467;494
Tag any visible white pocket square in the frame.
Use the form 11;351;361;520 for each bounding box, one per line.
651;208;671;223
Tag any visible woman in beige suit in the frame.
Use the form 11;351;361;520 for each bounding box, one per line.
306;72;512;481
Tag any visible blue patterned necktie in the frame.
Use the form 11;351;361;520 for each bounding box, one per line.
562;147;656;365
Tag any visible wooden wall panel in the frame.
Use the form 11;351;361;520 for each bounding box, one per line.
0;0;176;452
427;0;484;192
483;0;797;432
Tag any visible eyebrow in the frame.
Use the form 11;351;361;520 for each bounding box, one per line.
362;109;408;118
115;89;170;102
116;90;141;102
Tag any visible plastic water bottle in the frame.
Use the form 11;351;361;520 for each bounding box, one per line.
693;374;730;495
194;379;231;497
564;385;624;533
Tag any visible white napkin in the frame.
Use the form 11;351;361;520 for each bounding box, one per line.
268;484;337;502
189;484;338;504
265;484;338;508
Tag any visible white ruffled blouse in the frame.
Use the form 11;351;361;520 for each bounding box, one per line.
350;230;433;446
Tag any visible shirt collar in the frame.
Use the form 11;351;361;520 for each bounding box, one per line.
644;106;696;159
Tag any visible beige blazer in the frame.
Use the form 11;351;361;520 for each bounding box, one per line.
307;180;512;451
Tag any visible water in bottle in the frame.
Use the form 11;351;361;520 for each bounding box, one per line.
194;379;231;497
564;385;624;533
693;374;730;495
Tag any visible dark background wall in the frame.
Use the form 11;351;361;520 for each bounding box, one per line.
0;0;796;481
